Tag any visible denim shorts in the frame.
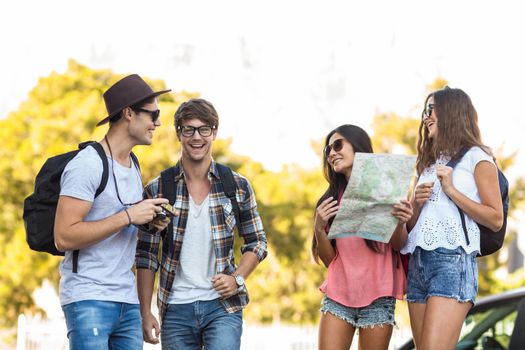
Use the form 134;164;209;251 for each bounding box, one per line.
320;295;396;328
406;246;478;304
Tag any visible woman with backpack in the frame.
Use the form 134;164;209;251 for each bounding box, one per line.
312;124;413;350
401;87;504;350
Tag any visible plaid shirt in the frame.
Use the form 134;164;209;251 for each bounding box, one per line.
135;161;267;324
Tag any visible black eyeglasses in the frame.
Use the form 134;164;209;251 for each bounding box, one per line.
134;108;161;123
177;125;216;137
423;104;434;118
324;139;344;157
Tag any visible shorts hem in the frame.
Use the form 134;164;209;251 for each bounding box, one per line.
321;308;358;327
320;309;396;329
407;293;476;304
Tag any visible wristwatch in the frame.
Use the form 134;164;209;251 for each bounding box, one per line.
234;274;245;287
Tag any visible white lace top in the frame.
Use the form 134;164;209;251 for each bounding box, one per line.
401;147;494;255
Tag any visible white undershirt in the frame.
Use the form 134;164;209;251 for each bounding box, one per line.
401;147;494;255
169;194;220;304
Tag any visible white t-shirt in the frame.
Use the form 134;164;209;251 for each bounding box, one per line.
59;146;142;306
169;194;220;304
401;147;495;255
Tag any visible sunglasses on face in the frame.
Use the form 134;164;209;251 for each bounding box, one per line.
134;108;161;123
423;103;434;118
177;125;216;137
324;138;344;157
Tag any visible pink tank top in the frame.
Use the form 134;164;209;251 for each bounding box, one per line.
319;236;406;307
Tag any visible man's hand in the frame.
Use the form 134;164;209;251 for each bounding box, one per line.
127;198;169;225
149;216;171;232
142;312;161;344
211;273;238;298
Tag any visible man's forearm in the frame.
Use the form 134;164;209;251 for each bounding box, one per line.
234;251;260;279
137;268;157;316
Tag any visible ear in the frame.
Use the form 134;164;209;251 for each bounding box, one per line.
212;128;217;141
122;107;133;122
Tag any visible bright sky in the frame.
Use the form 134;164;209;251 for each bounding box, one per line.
1;0;524;176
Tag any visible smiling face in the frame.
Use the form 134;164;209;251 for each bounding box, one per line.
423;96;438;139
326;132;355;180
177;117;217;164
129;99;160;145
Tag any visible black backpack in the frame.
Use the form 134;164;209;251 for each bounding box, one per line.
447;148;509;256
23;141;139;273
159;163;240;253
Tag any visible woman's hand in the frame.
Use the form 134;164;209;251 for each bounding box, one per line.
391;199;413;223
436;164;455;195
314;197;339;234
414;182;434;208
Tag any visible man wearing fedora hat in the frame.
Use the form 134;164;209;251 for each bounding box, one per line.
54;74;171;350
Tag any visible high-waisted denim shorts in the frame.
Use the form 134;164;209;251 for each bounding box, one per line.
406;246;478;304
320;295;396;328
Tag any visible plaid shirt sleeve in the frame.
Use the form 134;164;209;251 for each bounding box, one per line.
135;176;162;272
237;175;268;261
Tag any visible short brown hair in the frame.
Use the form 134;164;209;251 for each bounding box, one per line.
174;98;219;129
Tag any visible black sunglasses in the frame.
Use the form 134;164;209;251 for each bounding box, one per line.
423;103;434;118
134;108;161;123
324;139;344;157
177;125;216;137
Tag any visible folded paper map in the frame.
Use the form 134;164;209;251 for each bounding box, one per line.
327;153;416;242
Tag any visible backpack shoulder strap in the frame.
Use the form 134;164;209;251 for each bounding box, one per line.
130;152;141;170
71;141;110;273
216;163;241;227
160;165;179;204
446;147;469;169
160;165;180;254
81;142;110;198
446;147;471;246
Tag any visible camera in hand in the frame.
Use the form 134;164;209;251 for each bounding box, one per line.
156;203;175;221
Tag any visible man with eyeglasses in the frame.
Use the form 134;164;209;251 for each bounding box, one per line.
54;74;171;350
136;98;268;349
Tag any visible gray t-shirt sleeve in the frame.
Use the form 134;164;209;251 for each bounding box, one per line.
60;147;104;202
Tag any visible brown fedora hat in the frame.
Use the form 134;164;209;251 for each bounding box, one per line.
97;74;171;126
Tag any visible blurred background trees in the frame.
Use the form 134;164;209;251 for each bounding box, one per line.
0;62;523;334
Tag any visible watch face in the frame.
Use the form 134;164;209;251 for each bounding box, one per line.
235;275;245;286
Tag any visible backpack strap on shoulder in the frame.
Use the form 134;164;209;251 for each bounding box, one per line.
160;164;180;254
87;142;110;198
72;141;110;273
130;152;141;170
446;147;471;246
216;163;241;227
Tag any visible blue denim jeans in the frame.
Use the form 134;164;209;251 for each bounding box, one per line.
407;246;478;304
62;300;142;350
161;298;243;350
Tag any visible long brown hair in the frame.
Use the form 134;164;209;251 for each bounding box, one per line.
415;87;491;175
311;124;382;264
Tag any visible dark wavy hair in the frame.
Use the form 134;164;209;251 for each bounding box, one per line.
174;98;219;130
416;86;491;175
311;124;382;264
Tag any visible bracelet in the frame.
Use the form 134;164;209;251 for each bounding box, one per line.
124;208;132;227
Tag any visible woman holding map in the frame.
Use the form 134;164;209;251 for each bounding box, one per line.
312;124;413;350
401;87;503;350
